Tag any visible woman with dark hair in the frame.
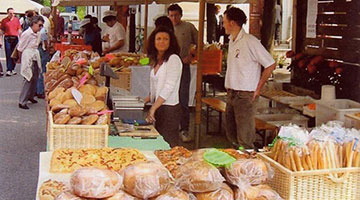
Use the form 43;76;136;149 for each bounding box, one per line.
79;17;102;55
145;26;183;147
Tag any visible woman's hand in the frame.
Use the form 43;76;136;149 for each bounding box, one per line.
146;107;156;123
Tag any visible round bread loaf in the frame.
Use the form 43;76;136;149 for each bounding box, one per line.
79;84;97;96
54;114;71;124
67;117;82;125
69;105;88;117
89;100;105;112
55;191;84;200
71;168;123;199
48;87;65;100
80;94;96;106
81;115;99;125
225;159;271;186
195;183;234;200
102;190;140;200
63;99;78;107
51;104;70;113
176;160;225;193
149;186;190;200
49;99;62;108
234;184;282;200
122;161;171;199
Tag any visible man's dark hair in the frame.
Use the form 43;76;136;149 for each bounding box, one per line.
91;17;98;24
154;16;174;33
84;15;92;19
30;15;44;26
224;7;247;27
103;16;116;23
167;4;183;16
147;26;180;65
7;8;14;13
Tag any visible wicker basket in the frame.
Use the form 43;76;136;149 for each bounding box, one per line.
47;111;109;151
258;153;360;200
94;71;131;90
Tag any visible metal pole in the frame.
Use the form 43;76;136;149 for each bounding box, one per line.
195;0;206;149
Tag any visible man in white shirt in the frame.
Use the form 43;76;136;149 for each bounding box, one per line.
102;10;128;54
223;7;275;149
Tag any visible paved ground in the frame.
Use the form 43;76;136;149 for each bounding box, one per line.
0;47;231;199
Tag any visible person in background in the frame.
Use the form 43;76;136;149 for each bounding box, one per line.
20;10;34;32
274;0;282;46
145;26;182;147
56;9;65;40
154;16;174;33
79;14;92;37
223;7;275;149
79;18;102;55
0;25;3;77
102;10;128;54
18;16;44;109
1;8;21;76
36;7;52;99
168;4;198;142
215;5;223;42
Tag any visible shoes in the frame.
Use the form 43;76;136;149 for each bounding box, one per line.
6;71;12;76
11;71;17;75
0;72;3;77
37;94;45;99
28;98;38;103
19;104;29;109
180;130;192;143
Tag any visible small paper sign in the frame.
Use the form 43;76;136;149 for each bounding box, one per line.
77;73;88;88
98;110;113;115
71;88;83;105
88;65;94;75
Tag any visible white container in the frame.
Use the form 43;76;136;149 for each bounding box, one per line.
321;85;336;101
344;113;360;129
256;114;309;128
315;99;360;126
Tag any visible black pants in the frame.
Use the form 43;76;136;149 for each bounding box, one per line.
155;104;181;147
179;63;190;131
4;36;18;72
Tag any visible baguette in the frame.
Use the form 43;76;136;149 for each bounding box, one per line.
347;140;356;168
311;143;318;170
354;151;360;167
289;149;297;172
294;149;304;171
273;140;282;161
304;148;313;170
284;151;291;170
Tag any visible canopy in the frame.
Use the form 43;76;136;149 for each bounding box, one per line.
57;0;252;6
0;0;44;14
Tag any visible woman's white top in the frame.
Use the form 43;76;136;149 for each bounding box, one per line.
150;54;183;106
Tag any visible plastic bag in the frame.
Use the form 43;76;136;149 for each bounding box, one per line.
234;184;283;200
122;161;172;199
151;186;190;200
51;50;61;62
225;159;274;186
195;183;234;200
175;160;225;193
103;190;140;200
54;191;85;200
70;167;123;198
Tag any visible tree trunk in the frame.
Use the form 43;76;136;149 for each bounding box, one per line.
260;0;276;51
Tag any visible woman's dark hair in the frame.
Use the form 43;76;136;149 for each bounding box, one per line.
147;26;180;66
224;7;247;27
30;15;44;26
154;16;174;32
167;4;183;16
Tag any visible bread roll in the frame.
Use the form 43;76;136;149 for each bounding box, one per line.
63;99;78;107
89;100;105;112
150;186;190;200
69;105;88;117
122;161;171;199
81;115;99;125
79;84;97;96
51;104;70;113
196;183;234;200
225;159;272;186
234;184;282;200
55;191;85;200
54;114;71;124
95;87;108;101
49;87;65;100
58;78;74;90
71;168;123;199
96;114;109;125
49;99;62;108
67;117;82;125
176;160;224;193
80;94;96;106
103;190;140;200
62;89;74;102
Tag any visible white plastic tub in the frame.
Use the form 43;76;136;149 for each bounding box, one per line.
256;114;309;128
315;99;360;126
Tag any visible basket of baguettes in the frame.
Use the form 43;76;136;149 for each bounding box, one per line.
44;50;111;151
259;121;360;200
38;147;285;200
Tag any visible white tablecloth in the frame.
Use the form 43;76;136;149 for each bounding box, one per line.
130;65;197;107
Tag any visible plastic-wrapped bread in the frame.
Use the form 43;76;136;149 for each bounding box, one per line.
55;191;85;200
122;161;171;199
195;183;234;200
234;184;283;200
225;159;273;186
70;167;123;199
149;186;190;200
176;160;224;193
103;190;140;200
